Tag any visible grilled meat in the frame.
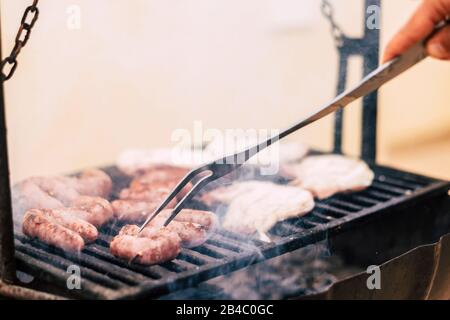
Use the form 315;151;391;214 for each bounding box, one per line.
36;208;98;243
110;228;181;265
120;216;209;249
69;196;114;227
111;199;160;223
203;181;314;236
23;210;86;252
158;209;218;233
282;155;374;199
12;169;113;217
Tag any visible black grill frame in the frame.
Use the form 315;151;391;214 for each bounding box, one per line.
12;164;450;299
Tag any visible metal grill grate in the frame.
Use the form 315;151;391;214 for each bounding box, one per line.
13;164;450;299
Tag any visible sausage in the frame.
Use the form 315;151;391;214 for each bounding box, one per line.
159;209;218;232
110;228;181;265
12;180;64;217
12;169;112;217
26;177;80;206
119;184;177;203
131;165;189;185
120;217;208;249
41;209;98;243
75;169;113;198
23;210;85;252
111;200;160;223
129;166;192;200
159;221;207;248
69;196;114;227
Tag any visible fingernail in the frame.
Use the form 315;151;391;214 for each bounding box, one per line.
428;43;447;58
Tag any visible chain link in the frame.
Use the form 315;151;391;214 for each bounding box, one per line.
1;0;39;81
320;0;344;48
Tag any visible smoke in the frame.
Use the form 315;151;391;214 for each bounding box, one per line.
161;241;343;300
210;242;339;299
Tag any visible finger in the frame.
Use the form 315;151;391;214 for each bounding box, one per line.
426;25;450;59
382;0;450;62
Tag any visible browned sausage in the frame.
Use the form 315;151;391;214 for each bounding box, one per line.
74;169;113;198
70;196;114;227
12;180;65;216
23;210;85;252
159;209;218;232
120;218;208;249
110;228;181;265
39;208;98;243
119;184;178;203
129;165;192;200
111;200;161;223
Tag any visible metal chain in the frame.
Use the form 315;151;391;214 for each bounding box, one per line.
320;0;344;48
1;0;40;81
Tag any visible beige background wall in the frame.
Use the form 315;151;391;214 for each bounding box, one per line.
1;0;449;182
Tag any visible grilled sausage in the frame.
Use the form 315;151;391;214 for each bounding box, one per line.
39;209;98;243
159;209;218;232
68;196;114;227
12;180;65;217
23;210;85;252
119;184;178;203
74;169;113;198
12;169;112;217
110;228;181;265
111;200;160;223
129;165;192;200
120;217;208;249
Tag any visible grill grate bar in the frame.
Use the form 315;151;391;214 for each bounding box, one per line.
370;182;409;196
352;194;384;206
325;199;363;211
314;203;352;217
177;248;218;265
15;251;114;299
15;240;125;290
86;244;169;279
377;176;422;190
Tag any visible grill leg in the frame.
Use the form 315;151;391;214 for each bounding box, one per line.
0;8;16;284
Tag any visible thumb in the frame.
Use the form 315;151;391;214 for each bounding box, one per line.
426;24;450;59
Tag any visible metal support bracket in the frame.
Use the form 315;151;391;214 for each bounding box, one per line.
333;0;380;161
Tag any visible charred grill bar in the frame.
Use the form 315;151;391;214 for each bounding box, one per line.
1;1;450;299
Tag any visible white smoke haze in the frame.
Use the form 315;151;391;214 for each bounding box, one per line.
161;241;358;300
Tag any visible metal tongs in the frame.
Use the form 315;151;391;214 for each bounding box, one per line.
138;20;450;233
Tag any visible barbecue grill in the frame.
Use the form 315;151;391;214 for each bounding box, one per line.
1;1;449;300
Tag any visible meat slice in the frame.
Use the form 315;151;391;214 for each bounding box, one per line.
23;210;85;252
110;228;181;265
282;155;374;199
200;181;269;207
204;181;314;236
37;209;98;243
